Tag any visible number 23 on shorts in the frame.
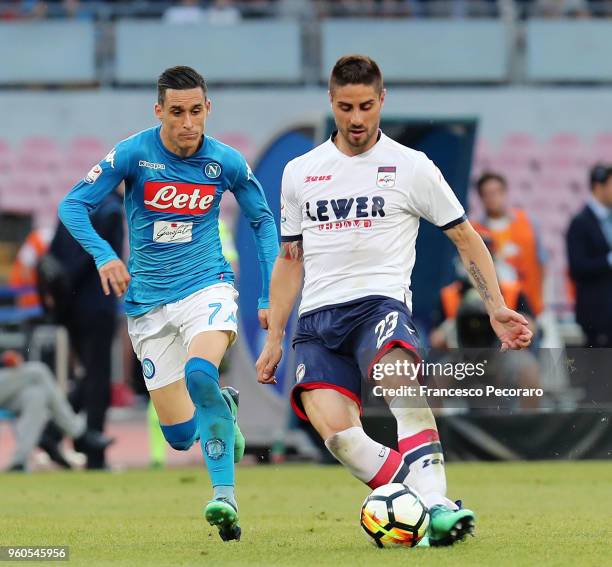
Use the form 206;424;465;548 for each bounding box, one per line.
374;311;399;349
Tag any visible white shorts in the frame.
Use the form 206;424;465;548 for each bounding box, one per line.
127;283;239;391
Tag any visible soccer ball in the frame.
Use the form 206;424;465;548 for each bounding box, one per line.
360;483;429;548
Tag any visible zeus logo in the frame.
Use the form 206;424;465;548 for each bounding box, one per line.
422;458;444;468
305;196;385;222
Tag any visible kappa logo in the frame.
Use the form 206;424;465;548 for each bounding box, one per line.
246;162;254;181
104;148;116;169
139;160;165;170
305;175;332;183
204;162;222;179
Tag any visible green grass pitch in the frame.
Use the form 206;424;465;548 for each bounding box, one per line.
1;462;611;566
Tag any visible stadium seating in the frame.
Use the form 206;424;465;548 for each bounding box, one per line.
0;133;255;229
0;128;607;311
469;131;603;313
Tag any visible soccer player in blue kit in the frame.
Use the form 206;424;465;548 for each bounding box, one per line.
257;55;533;546
59;66;278;541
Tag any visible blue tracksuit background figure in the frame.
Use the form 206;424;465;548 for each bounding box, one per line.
59;119;278;539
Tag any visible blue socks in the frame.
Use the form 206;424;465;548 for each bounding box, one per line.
185;357;235;505
160;411;198;451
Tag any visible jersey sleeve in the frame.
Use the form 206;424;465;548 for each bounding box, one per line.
230;154;279;310
407;155;466;230
57;143;130;269
280;163;302;241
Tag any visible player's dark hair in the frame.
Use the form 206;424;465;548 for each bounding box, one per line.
589;163;612;191
329;55;383;94
157;66;207;105
476;172;507;197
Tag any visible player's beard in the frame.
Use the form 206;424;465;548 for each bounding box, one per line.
342;124;377;152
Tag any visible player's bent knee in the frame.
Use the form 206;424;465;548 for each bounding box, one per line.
301;389;360;440
160;412;198;451
185;357;220;407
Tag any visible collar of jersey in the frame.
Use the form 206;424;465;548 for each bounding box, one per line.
329;129;383;159
155;125;209;161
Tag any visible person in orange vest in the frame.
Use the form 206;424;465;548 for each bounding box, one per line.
429;238;541;409
8;228;53;310
472;172;546;316
430;262;535;350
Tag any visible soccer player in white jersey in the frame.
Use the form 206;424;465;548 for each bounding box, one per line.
256;55;532;546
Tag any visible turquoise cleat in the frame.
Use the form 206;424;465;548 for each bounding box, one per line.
427;502;476;547
426;500;476;547
204;498;241;541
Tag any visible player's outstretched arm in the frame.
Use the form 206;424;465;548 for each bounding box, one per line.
59;145;129;293
230;158;279;319
255;241;304;384
444;220;533;351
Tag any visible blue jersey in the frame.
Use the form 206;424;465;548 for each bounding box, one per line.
58;126;278;317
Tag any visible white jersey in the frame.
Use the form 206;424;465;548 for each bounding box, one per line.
281;132;466;316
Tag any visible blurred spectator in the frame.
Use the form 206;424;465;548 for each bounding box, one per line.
163;0;207;24
277;0;316;19
566;164;612;348
8;227;52;310
20;0;48;19
431;230;539;350
40;185;124;469
533;0;591;18
57;0;95;20
164;0;241;24
0;350;112;472
241;0;275;18
207;0;242;24
472;172;546;316
0;1;23;20
319;0;377;17
429;256;541;409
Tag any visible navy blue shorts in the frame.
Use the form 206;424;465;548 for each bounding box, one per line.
290;296;421;421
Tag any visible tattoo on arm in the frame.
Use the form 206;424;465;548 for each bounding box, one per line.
279;241;304;261
468;261;493;303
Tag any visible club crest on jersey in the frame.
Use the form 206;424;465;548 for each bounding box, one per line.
377;166;396;188
204;161;222;179
205;438;226;460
